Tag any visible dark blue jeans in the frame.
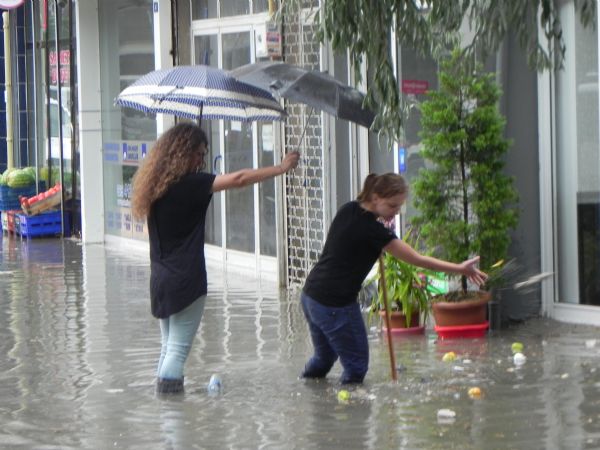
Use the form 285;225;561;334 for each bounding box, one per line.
300;292;369;384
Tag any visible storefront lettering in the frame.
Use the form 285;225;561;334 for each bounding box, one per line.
49;50;71;84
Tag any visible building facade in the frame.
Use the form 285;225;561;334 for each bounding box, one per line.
1;0;598;325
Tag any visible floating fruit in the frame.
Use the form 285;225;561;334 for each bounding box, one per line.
511;342;524;353
442;351;456;362
468;387;482;399
337;389;350;403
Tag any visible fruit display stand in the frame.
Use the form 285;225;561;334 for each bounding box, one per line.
0;185;38;211
15;210;70;238
15;184;69;238
19;184;63;216
1;210;21;234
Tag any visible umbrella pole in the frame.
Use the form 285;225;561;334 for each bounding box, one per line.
297;107;314;189
197;102;203;128
378;254;398;382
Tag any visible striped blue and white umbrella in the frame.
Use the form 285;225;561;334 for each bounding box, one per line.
116;65;286;122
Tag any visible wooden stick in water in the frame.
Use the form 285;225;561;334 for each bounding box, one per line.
378;254;398;382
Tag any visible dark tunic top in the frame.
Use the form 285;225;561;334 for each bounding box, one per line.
303;201;397;307
147;172;216;318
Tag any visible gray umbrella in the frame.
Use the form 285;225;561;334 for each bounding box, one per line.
229;61;375;128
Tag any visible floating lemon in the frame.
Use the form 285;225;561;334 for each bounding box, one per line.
442;351;456;362
468;387;482;399
337;389;350;402
511;342;524;353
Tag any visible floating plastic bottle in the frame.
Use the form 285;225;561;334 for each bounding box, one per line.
437;408;456;424
207;374;222;394
513;352;527;366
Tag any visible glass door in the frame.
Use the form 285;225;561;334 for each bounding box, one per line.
222;31;255;253
193;23;280;272
194;33;222;247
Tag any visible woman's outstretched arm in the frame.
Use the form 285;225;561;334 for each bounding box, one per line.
211;151;300;193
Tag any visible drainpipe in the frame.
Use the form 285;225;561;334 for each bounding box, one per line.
3;11;14;169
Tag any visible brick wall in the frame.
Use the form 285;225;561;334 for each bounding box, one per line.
283;8;325;286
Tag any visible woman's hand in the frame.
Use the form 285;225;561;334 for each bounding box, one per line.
459;256;488;287
280;151;300;173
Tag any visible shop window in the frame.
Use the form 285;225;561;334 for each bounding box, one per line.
555;2;599;305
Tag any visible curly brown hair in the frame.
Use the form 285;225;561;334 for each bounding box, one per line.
131;123;208;220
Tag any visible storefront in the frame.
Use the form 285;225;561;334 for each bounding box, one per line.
95;0;291;280
3;1;598;324
1;0;79;234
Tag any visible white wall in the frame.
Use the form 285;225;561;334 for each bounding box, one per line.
75;0;104;243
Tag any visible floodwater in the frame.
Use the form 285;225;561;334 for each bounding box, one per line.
1;236;599;450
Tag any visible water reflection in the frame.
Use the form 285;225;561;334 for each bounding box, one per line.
0;236;599;448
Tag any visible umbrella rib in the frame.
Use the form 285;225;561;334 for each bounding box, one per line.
157;85;181;104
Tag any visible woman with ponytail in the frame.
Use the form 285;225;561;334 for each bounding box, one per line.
300;173;487;384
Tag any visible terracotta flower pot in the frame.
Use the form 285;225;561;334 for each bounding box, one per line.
431;291;491;327
379;310;420;329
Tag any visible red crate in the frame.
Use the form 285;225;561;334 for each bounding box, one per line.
434;322;489;339
7;210;19;233
1;210;20;233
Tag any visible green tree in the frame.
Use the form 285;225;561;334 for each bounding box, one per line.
278;0;596;143
411;50;519;293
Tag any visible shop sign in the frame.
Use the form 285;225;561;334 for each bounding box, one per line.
266;21;282;58
0;0;25;9
402;79;428;95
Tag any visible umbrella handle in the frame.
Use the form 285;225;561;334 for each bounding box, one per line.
213;155;222;174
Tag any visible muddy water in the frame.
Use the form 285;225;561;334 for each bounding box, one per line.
1;236;599;449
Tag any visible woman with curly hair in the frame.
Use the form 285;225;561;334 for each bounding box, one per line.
132;122;299;394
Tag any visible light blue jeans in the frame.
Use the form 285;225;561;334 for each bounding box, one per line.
157;295;207;380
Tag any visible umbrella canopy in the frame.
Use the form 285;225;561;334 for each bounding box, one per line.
116;65;286;122
229;61;376;128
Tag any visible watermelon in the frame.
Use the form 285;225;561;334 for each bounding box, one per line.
1;168;18;186
23;166;37;179
40;166;61;183
7;169;35;188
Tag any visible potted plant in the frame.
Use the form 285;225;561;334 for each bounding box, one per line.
366;232;433;333
410;50;519;332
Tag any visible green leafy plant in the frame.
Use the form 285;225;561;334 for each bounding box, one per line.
411;49;519;296
366;233;433;327
276;0;596;144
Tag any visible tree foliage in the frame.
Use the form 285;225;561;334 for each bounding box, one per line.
411;50;519;293
278;0;596;144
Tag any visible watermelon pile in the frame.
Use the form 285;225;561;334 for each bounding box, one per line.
0;167;36;188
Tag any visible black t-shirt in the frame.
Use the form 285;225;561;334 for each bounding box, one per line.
147;172;216;318
303;201;396;307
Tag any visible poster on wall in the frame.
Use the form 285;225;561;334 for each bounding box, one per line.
0;0;25;9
